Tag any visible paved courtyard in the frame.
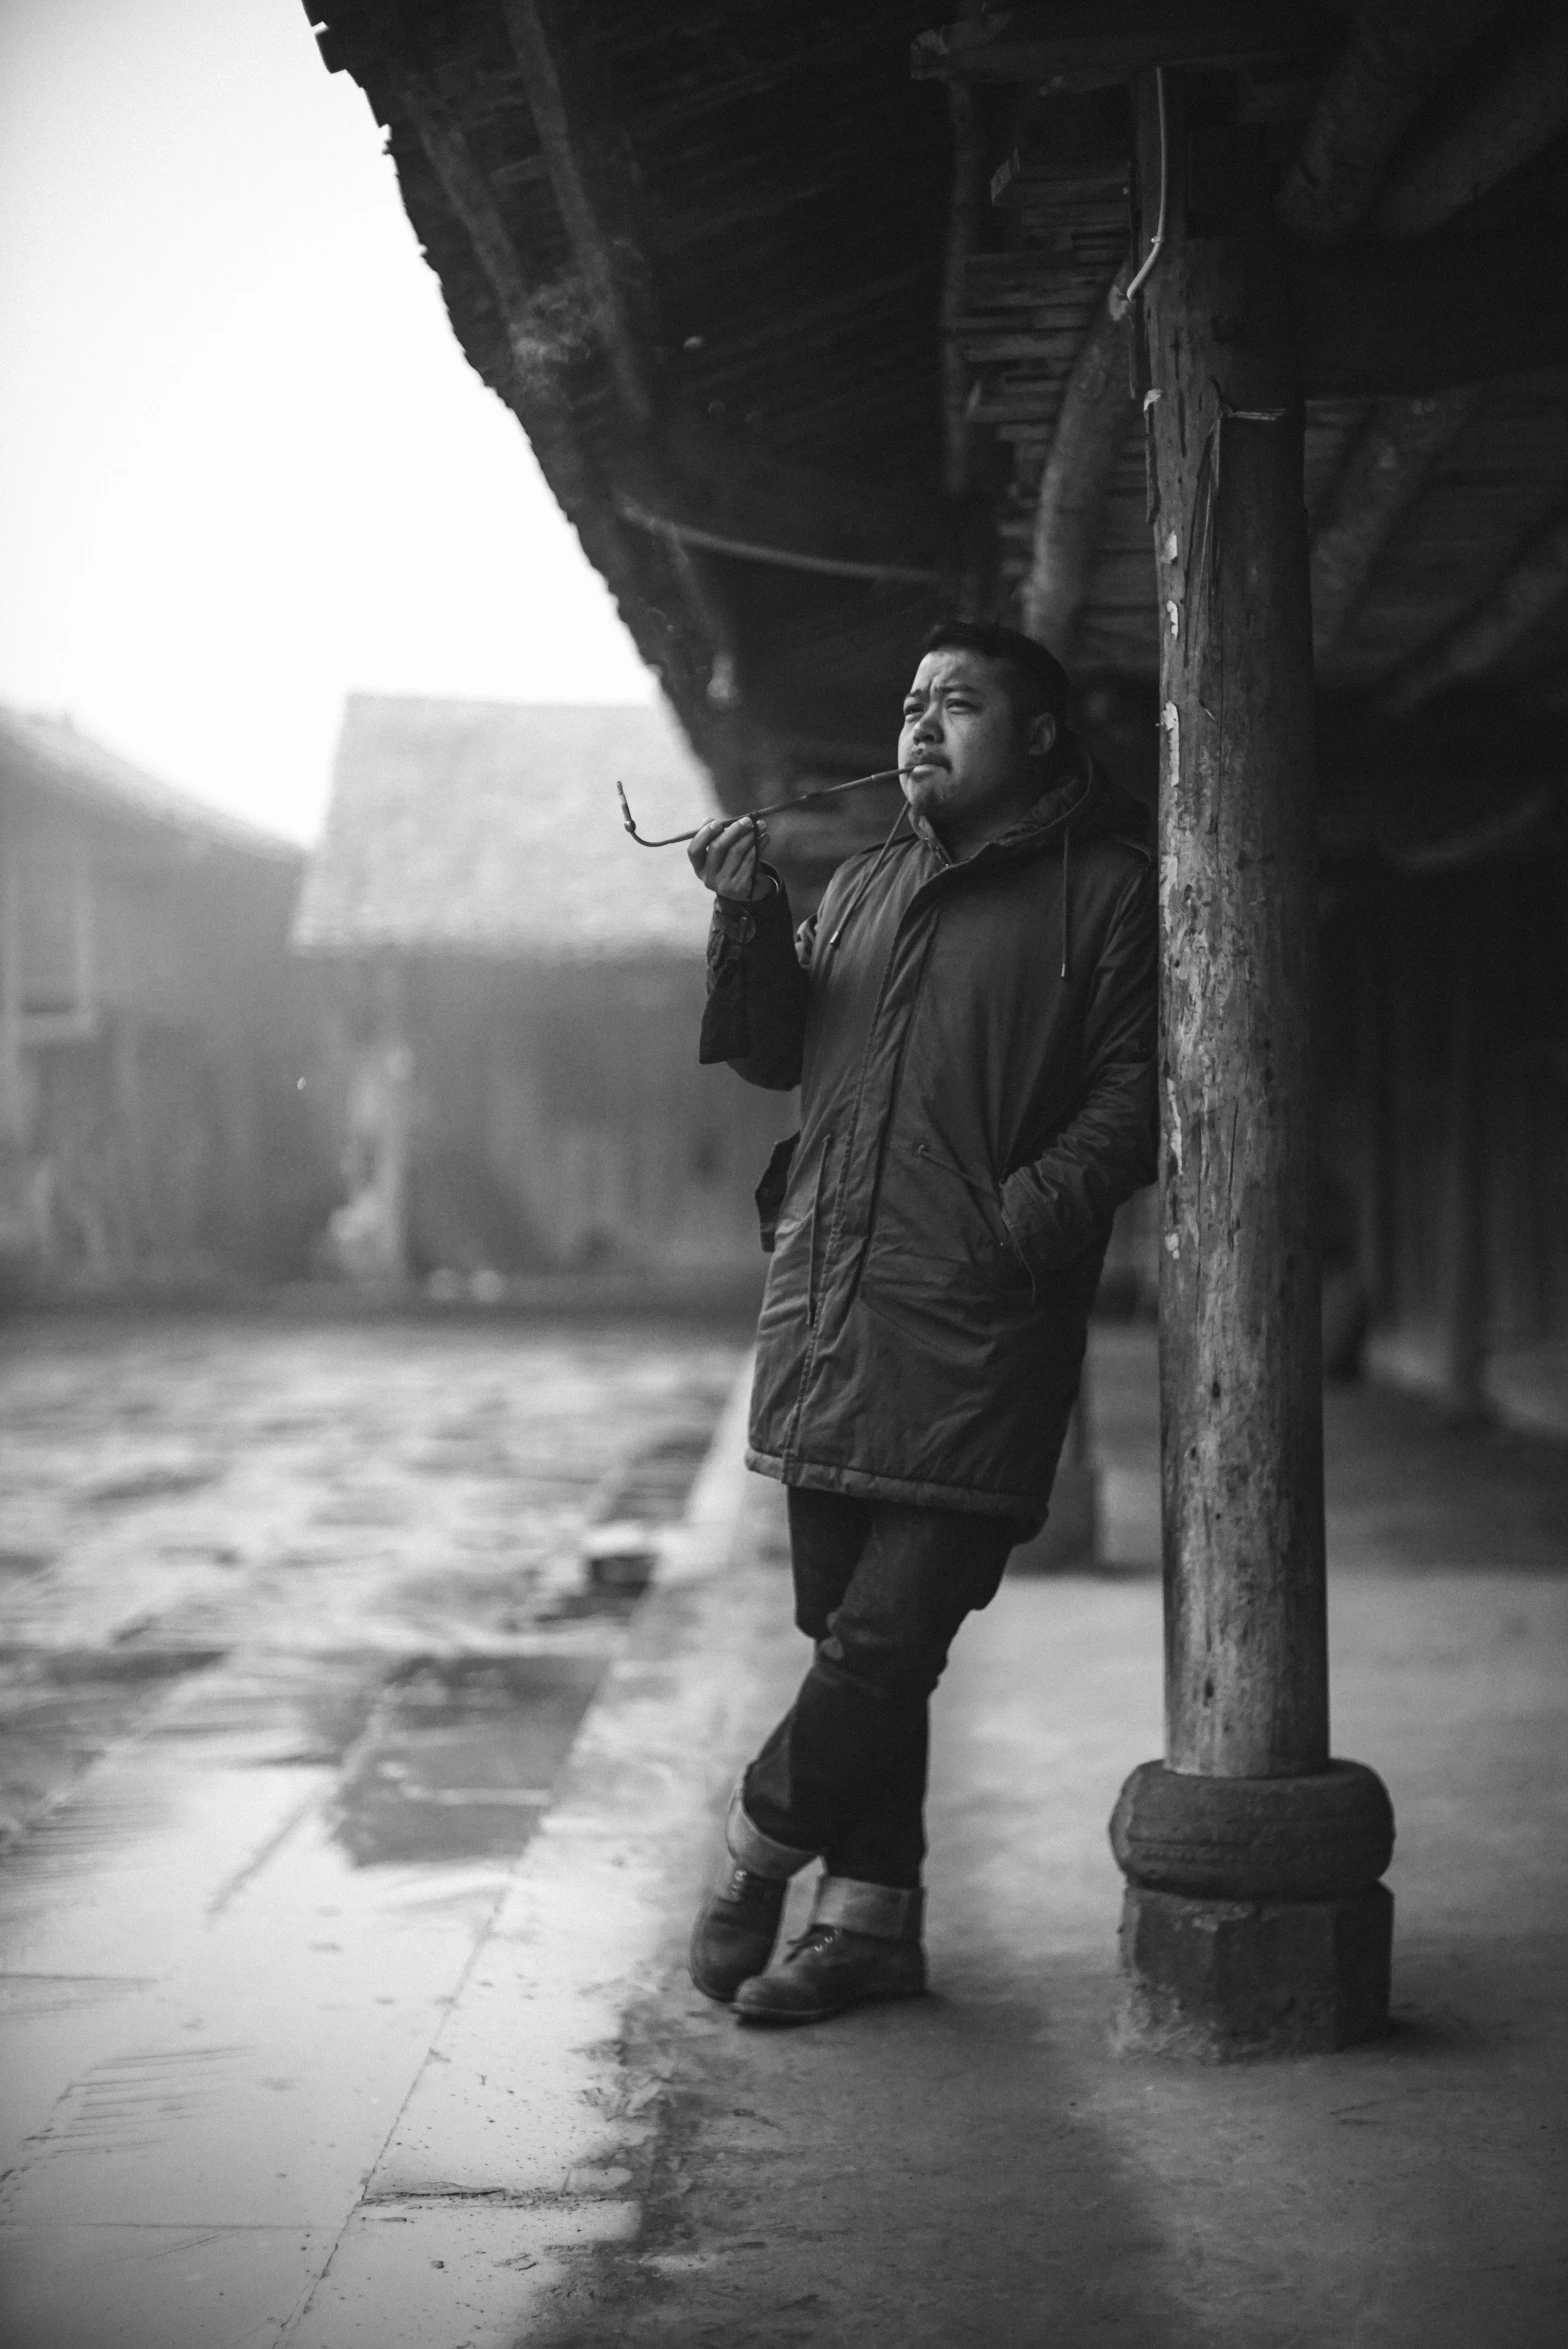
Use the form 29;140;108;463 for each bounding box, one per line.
0;1312;744;1839
0;1310;744;2348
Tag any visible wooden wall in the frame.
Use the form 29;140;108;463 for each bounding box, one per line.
318;952;795;1282
0;791;333;1290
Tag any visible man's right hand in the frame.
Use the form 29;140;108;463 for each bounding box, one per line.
688;814;769;902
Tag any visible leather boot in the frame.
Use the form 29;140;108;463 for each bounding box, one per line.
689;1786;815;2002
689;1863;788;2003
733;1878;926;2027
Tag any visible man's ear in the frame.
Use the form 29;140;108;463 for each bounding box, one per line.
1026;710;1057;760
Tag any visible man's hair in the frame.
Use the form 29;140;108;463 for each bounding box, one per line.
920;618;1073;735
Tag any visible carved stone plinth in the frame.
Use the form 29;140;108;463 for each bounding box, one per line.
1115;1882;1393;2059
1110;1759;1395;2057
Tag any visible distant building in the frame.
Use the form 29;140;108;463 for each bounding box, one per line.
293;695;793;1284
0;706;330;1291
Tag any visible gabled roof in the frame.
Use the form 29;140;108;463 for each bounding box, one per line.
0;704;302;864
293;693;720;958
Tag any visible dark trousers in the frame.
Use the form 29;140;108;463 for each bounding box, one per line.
742;1488;1021;1890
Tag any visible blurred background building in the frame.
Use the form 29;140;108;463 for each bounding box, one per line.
293;693;791;1289
0;705;330;1293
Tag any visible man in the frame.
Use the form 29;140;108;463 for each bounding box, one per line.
685;617;1157;2027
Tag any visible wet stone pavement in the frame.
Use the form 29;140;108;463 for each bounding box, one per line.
0;1311;743;2349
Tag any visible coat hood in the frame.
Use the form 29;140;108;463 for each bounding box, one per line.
908;731;1152;869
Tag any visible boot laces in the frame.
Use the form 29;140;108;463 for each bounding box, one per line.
726;1865;782;1910
785;1924;842;1961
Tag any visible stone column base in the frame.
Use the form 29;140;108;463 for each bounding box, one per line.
1115;1882;1393;2060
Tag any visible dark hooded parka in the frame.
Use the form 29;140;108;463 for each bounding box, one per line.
702;744;1158;1524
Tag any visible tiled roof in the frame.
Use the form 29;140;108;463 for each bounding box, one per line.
0;705;302;862
293;694;722;959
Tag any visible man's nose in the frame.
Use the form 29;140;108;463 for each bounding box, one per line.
911;711;941;742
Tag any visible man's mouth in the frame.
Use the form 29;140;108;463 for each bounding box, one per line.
908;755;947;772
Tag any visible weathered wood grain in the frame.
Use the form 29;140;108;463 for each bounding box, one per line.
1375;9;1568;238
1310;390;1482;660
1019;267;1134;659
1277;0;1503;246
1381;498;1568;712
1137;71;1329;1778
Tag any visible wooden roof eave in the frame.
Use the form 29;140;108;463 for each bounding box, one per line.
305;1;1568;842
311;0;951;815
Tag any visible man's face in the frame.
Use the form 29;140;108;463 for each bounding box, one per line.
897;648;1055;849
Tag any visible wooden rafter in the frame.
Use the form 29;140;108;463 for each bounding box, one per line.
1375;11;1568;238
1382;500;1568;714
912;4;1331;89
497;0;655;432
1277;0;1504;246
383;66;752;781
613;500;940;588
1018;268;1134;660
1310;389;1482;660
941;75;988;500
387;71;551;384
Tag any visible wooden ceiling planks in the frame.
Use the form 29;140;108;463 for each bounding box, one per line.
303;0;1568;842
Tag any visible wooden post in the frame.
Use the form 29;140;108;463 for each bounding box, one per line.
1358;882;1398;1329
1443;886;1489;1418
1143;72;1327;1780
1109;72;1393;2057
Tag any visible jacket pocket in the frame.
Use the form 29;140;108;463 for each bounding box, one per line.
914;1142;1016;1254
754;1133;800;1255
806;1132;838;1326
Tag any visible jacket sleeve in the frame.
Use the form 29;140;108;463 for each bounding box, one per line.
1000;859;1158;1275
698;869;810;1090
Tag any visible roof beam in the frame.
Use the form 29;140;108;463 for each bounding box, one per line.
1309;388;1481;659
497;0;655;432
386;68;552;384
613;501;940;588
912;4;1331;90
1381;500;1568;714
1018;268;1134;659
1375;11;1568;237
1277;0;1504;246
942;75;988;501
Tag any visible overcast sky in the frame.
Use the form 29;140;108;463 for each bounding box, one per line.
0;0;651;844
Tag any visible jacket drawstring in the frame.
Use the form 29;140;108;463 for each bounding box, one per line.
828;804;912;953
1060;826;1072;982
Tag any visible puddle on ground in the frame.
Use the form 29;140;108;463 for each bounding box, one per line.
0;1318;747;2344
84;1466;222;1509
0;1551;53;1581
333;1653;607;1866
598;1427;714;1520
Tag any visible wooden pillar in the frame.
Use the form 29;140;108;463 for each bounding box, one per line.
1109;72;1393;2057
1357;883;1399;1329
1443;886;1489;1417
